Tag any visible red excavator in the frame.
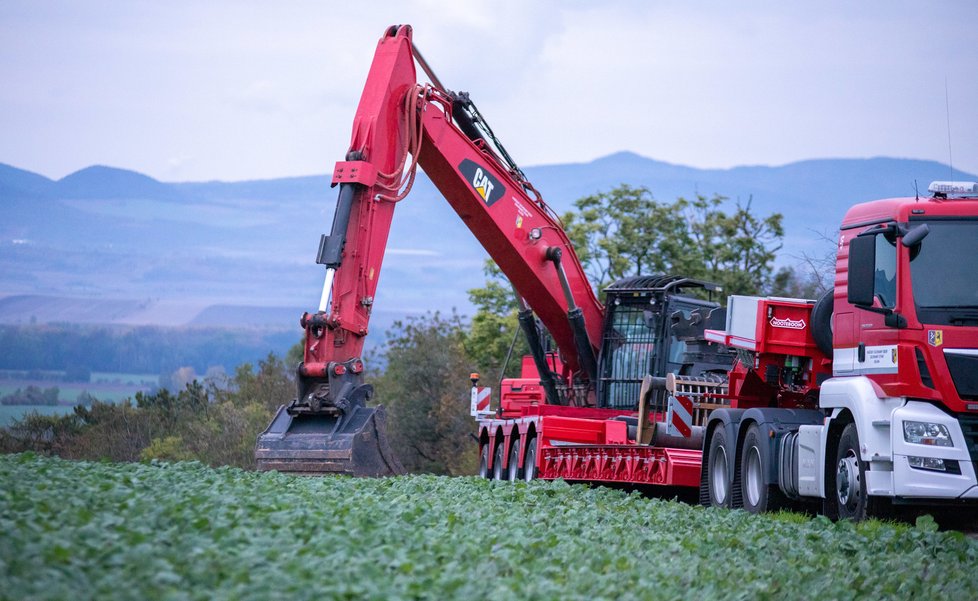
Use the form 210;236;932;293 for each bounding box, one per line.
254;24;731;475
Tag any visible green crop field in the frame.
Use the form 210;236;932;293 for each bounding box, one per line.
2;455;976;600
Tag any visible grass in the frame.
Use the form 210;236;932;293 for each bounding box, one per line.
1;453;976;600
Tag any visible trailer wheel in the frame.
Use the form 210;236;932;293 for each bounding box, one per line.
833;423;872;521
478;444;490;479
707;427;732;508
741;424;786;514
523;436;538;481
507;437;522;481
492;443;507;481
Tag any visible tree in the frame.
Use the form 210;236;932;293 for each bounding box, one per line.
563;185;695;291
562;186;784;296
370;312;478;475
465;261;529;379
770;266;825;300
465;184;787;370
683;194;784;296
218;353;294;413
1;352;294;470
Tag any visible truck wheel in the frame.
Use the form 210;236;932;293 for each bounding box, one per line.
741;424;786;514
707;427;732;508
478;444;490;479
833;423;872;520
492;443;507;481
523;436;538;481
507;437;522;481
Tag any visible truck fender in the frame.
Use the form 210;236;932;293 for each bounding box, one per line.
819;376;905;464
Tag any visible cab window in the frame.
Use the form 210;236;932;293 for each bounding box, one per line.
874;234;897;308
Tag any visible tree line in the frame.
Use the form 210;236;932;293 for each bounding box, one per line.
0;324;297;375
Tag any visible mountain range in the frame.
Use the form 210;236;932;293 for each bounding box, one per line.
1;153;973;338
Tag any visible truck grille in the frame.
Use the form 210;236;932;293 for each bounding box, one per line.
945;351;978;400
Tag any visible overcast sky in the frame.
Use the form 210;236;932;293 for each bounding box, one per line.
2;1;976;182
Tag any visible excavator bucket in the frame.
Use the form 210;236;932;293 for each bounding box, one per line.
255;404;405;476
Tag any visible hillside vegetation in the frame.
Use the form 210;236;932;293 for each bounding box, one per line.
2;454;975;600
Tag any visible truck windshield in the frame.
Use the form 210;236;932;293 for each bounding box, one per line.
909;220;978;325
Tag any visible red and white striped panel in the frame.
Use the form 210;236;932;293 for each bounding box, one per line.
665;394;693;438
470;386;491;417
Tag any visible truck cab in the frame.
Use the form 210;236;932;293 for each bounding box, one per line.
826;181;978;503
701;181;978;519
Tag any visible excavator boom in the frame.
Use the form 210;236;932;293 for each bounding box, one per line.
257;25;604;475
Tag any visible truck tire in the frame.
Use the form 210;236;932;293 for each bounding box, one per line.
507;437;522;481
492;443;507;481
831;423;874;521
478;444;490;479
523;436;538;481
741;424;787;514
811;290;833;358
707;427;732;508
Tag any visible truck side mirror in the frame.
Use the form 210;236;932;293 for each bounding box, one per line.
901;223;930;247
847;234;877;306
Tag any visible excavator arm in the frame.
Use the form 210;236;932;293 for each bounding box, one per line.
256;25;604;475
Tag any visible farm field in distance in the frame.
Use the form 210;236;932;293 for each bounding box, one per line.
0;371;156;426
2;454;976;600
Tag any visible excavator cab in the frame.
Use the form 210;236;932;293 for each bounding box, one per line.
596;275;732;413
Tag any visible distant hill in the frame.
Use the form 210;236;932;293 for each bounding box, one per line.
1;153;974;333
55;165;184;201
0;163;54;200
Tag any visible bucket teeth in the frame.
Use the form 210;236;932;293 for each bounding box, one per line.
256;404;405;477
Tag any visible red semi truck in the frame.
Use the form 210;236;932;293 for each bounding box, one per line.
477;181;978;520
256;25;978;520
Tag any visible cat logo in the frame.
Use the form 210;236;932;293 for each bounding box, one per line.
928;330;943;347
458;159;504;207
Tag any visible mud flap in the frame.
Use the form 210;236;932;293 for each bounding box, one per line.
255;404;405;476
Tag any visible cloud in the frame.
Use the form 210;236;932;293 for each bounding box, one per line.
1;1;976;180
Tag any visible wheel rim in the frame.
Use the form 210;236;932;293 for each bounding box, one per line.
711;445;728;504
508;441;520;481
524;439;537;481
493;445;505;480
745;446;762;507
837;451;860;509
478;446;489;479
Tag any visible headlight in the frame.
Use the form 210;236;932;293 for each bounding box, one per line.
908;456;947;471
903;421;953;447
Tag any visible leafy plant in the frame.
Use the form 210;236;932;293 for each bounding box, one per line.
2;454;976;601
